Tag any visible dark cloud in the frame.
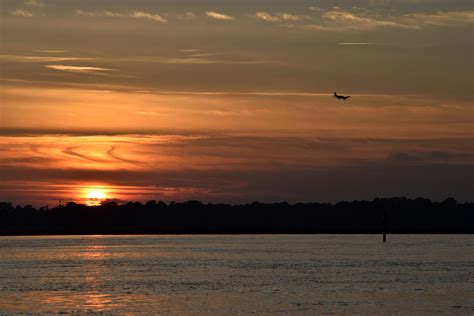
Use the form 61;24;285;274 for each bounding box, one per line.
386;150;473;164
62;147;109;162
106;146;143;165
1;160;472;205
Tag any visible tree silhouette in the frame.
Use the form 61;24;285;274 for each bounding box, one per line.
0;197;472;235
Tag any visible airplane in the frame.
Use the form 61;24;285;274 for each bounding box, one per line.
334;92;351;100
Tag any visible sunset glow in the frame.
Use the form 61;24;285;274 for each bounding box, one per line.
0;1;472;315
84;188;108;206
0;0;472;206
86;189;106;201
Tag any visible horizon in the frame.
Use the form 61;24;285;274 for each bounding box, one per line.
3;196;472;236
1;0;473;206
1;195;470;209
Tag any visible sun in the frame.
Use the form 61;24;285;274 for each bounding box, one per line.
84;188;108;206
87;190;106;200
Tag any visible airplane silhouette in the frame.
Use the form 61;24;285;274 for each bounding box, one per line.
334;92;351;100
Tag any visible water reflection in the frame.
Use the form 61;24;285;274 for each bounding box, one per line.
0;235;472;314
81;238;113;312
81;244;108;260
83;293;114;312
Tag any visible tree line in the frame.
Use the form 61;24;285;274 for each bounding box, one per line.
0;197;472;235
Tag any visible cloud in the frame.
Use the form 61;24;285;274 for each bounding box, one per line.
0;55;87;62
386;150;473;164
107;146;142;165
11;10;33;17
75;9;167;22
44;65;116;75
62;147;108;162
255;12;281;22
1;133;472;205
179;49;200;53
24;0;43;7
188;53;216;57
206;11;234;21
109;55;273;65
102;11;124;17
279;13;311;21
0;53;273;66
255;12;311;22
403;11;474;26
308;6;325;12
130;11;167;23
75;9;102;17
305;10;474;32
338;42;376;45
303;24;343;32
369;0;450;4
322;10;414;30
34;50;70;54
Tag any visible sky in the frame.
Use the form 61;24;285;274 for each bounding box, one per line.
0;0;473;206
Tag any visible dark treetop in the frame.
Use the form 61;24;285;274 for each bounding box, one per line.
0;197;472;235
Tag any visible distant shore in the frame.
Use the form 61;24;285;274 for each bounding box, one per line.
1;197;473;236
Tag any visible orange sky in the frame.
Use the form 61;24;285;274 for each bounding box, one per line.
1;0;473;205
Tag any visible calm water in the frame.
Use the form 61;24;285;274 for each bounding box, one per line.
0;235;472;315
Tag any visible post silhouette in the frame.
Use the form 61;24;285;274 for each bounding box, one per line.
382;209;388;242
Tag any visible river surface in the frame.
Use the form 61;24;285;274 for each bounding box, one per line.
0;235;472;315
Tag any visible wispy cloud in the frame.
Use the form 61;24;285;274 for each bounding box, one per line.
179;49;200;53
102;11;124;17
34;50;71;54
107;146;142;165
122;56;268;65
0;53;274;66
338;42;376;45
255;12;281;22
62;147;108;162
308;6;325;12
44;65;116;75
206;11;234;21
255;11;280;22
321;10;415;30
75;9;103;17
255;12;311;22
130;11;167;23
302;24;342;32
403;11;474;26
2;132;472;205
75;9;167;22
0;55;87;62
11;9;33;17
188;53;217;57
305;10;474;32
279;13;311;21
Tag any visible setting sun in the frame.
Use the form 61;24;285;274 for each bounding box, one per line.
87;190;106;200
84;188;108;206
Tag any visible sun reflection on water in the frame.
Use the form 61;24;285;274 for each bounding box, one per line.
80;238;115;312
83;293;114;312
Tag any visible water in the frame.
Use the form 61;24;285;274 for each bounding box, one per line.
0;235;472;315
